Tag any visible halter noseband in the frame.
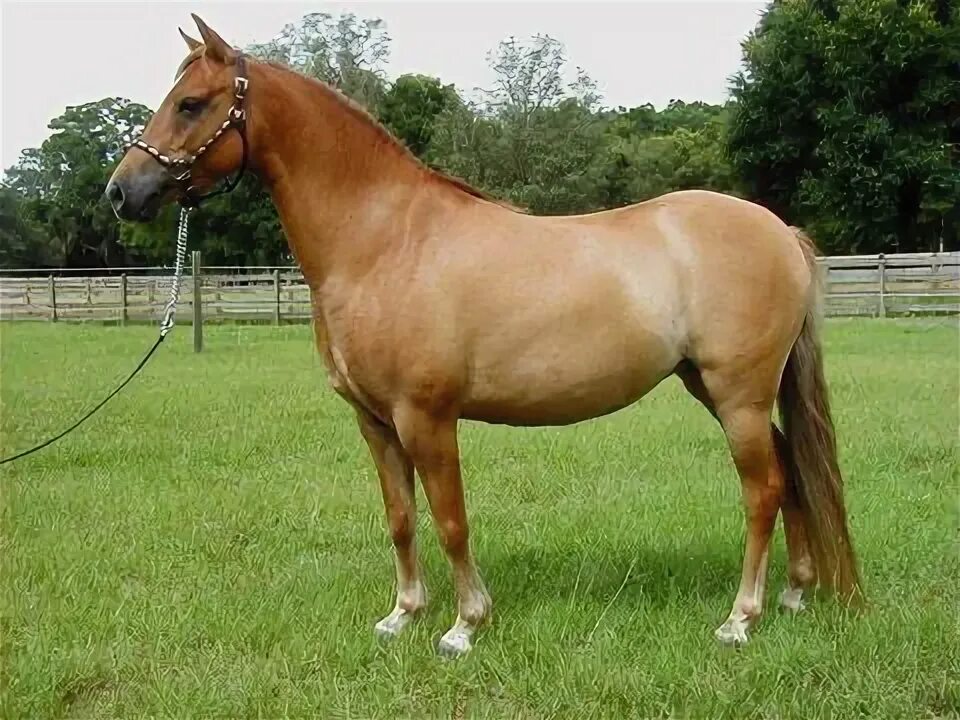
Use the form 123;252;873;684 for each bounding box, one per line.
126;54;249;208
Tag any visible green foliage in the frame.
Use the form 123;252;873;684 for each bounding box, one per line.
3;98;152;267
5;4;951;268
728;0;959;253
0;185;45;267
247;12;390;112
380;75;458;158
600;103;740;206
425;36;738;215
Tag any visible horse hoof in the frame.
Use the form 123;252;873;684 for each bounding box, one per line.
714;620;750;647
374;608;413;640
437;628;472;658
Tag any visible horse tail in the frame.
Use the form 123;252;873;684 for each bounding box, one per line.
777;229;863;604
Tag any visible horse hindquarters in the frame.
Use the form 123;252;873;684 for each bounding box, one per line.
677;230;861;644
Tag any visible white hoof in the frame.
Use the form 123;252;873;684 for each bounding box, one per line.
437;627;473;658
374;607;414;640
779;587;806;613
714;619;750;647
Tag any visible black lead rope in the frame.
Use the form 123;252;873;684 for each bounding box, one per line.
0;335;166;465
1;207;194;466
2;60;251;467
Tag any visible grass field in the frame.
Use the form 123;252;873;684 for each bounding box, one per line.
1;319;957;719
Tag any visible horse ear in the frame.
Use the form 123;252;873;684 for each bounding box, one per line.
179;27;202;52
191;14;236;64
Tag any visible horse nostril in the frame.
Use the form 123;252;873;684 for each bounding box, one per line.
105;181;125;212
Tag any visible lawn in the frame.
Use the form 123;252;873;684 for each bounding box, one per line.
1;319;957;719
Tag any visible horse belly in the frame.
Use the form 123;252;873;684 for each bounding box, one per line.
461;316;681;426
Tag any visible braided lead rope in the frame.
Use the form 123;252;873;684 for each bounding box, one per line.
159;206;192;337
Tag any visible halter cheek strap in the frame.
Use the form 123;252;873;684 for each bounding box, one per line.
126;54;249;208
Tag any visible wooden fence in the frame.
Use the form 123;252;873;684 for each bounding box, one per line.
1;252;957;327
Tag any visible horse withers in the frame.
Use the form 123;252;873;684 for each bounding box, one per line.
106;15;862;657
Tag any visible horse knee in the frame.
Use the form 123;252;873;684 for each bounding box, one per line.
387;510;414;549
437;517;468;557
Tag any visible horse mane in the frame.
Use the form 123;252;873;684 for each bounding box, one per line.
428;167;524;210
257;58;524;212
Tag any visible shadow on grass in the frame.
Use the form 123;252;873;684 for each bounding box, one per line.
483;538;745;611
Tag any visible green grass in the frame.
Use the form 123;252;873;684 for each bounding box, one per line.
1;319;957;719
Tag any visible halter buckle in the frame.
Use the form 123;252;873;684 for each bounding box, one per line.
234;76;248;99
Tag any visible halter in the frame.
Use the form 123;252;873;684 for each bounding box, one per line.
126;54;249;208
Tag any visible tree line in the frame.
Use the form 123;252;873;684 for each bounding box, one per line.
1;1;956;269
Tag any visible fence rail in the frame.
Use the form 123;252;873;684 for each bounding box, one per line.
1;252;957;329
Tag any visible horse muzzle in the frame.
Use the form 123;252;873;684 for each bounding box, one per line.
104;161;173;222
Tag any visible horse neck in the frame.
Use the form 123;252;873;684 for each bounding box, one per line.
245;62;427;285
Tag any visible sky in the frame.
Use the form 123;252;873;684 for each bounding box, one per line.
0;0;767;170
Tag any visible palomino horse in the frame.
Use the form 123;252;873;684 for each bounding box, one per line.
106;16;861;656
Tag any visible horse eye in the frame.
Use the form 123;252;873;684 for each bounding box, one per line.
178;97;206;115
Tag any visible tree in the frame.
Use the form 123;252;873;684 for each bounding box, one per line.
3;98;152;267
247;12;391;111
728;0;959;253
598;101;738;207
0;185;45;267
429;34;607;214
379;74;459;158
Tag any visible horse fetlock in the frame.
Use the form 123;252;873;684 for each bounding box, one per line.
398;580;428;613
789;556;816;588
779;586;806;613
459;583;492;627
375;581;427;640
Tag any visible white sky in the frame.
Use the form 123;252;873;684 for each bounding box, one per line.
0;0;766;170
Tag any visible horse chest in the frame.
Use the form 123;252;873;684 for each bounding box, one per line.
322;342;391;424
323;343;359;399
314;291;401;424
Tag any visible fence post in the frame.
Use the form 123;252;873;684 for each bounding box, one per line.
48;275;57;322
273;269;281;326
120;273;128;326
192;251;203;353
818;259;831;317
877;253;886;318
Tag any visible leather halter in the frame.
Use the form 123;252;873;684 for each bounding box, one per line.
126;54;249;208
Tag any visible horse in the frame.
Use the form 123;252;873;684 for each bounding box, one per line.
105;15;861;657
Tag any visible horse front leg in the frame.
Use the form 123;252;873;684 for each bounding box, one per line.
394;404;491;658
356;410;427;639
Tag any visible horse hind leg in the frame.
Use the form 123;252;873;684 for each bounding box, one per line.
679;362;786;645
679;361;814;615
715;401;784;644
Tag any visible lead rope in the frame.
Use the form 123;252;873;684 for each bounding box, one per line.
0;208;193;466
160;207;191;337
